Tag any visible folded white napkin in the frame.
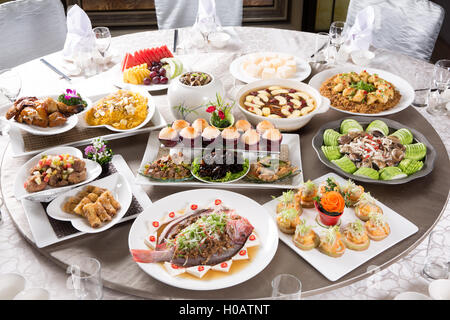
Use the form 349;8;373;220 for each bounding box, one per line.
345;6;375;52
62;4;96;60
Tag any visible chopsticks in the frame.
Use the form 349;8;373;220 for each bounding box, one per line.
173;29;178;53
40;58;72;82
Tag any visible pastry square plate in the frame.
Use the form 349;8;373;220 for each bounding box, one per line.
263;172;418;281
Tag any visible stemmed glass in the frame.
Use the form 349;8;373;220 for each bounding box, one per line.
329;21;346;51
195;15;217;52
0;69;21;104
93;27;111;57
427;59;450;115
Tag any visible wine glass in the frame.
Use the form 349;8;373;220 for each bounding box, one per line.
329;21;346;52
427;59;450;115
93;27;111;57
195;15;217;52
0;69;21;104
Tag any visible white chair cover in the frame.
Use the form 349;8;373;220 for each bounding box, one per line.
154;0;243;30
345;0;444;61
0;0;67;69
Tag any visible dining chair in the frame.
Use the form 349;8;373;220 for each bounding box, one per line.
0;0;67;68
345;0;444;61
154;0;243;30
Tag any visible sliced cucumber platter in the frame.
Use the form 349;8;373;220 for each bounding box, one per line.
312;117;436;184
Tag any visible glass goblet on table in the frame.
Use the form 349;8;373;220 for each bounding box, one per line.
93;26;111;58
427;59;450;115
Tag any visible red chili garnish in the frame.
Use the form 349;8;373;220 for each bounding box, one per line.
191;204;198;210
198;266;204;272
149;235;156;242
152;221;159;228
169;212;175;218
239;250;246;256
171;264;178;269
220;262;228;268
215;199;222;205
249;235;256;241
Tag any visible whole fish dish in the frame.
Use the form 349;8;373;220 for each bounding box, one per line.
131;201;259;277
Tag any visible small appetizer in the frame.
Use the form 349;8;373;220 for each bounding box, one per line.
192;118;209;133
201;126;221;147
319;177;340;195
341;220;370;251
297;180;317;208
241;128;260;151
172;119;190;133
276;208;301;234
158;127;179;147
221;127;240;148
354;192;383;222
293;219;319;250
365;212;390;241
234;119;252;133
179;126;201;147
261;128;282;151
256;120;275;134
341;179;364;207
142;152;191;181
246;156;298;183
275;190;302;214
318;225;346;258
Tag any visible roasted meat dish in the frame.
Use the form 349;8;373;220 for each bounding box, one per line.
6;96;84;128
131;205;254;267
24;154;87;193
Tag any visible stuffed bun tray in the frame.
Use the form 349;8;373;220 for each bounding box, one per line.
312;117;436;184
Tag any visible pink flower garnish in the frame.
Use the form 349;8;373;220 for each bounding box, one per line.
84;145;95;155
218;110;225;120
64;88;79;100
206;106;216;113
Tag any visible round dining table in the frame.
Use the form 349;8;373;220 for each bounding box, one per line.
0;26;449;300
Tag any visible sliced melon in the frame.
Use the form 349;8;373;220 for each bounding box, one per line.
321;146;342;160
323;129;341;146
332;156;357;174
354;167;380;180
391;128;414;145
404;143;427;161
366;120;389;136
379;167;407;180
340;119;363;134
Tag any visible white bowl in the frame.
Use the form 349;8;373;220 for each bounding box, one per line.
394;291;431;300
350;50;375;66
429;279;450;300
208;32;231;49
167;71;226;123
236;79;330;132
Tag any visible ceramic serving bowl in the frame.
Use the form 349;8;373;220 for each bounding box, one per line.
236;79;330;132
168;71;226;123
208;31;231;49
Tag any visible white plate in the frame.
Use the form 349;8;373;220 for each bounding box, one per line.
77;88;156;133
229;51;312;83
21;154;152;248
134;131;304;189
46;172;132;233
0;95;92;136
308;66;414;116
14;146;102;202
128;189;279;290
112;58;187;92
264;172;418;282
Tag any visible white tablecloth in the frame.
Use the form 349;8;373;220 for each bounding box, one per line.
0;27;448;300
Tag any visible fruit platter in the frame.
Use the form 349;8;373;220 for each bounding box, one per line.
312;117;436;184
115;45;185;91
